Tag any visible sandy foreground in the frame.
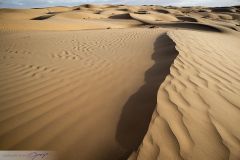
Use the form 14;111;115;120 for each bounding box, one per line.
0;4;240;160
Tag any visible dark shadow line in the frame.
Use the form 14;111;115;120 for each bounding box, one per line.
109;14;132;19
157;22;223;32
115;33;179;159
130;13;223;32
31;15;54;20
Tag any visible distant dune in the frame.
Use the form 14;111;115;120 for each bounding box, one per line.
0;4;240;160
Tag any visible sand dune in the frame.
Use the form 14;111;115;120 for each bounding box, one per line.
53;11;108;19
131;30;240;160
0;4;240;160
0;5;239;31
0;8;48;20
130;12;179;22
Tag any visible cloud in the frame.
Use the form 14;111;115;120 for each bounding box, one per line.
172;0;240;6
0;0;239;8
0;0;83;8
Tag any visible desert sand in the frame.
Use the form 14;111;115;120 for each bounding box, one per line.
0;4;240;160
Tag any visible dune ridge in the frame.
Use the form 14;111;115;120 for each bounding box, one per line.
115;33;178;159
129;30;240;160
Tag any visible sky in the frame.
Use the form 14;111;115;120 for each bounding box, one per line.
0;0;240;8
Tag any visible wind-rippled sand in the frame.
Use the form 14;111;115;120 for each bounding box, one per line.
0;4;240;160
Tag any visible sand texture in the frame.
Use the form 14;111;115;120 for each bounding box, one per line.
0;4;240;160
131;30;240;160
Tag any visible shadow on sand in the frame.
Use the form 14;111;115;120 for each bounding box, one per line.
115;33;178;159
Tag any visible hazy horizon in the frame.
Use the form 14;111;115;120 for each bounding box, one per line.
0;0;240;8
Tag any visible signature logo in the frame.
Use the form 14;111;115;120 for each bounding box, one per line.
28;152;49;160
0;151;55;160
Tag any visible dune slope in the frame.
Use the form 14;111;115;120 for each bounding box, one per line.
0;28;173;160
130;30;240;160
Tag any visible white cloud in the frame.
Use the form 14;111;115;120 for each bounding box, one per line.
0;0;239;8
173;0;240;6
